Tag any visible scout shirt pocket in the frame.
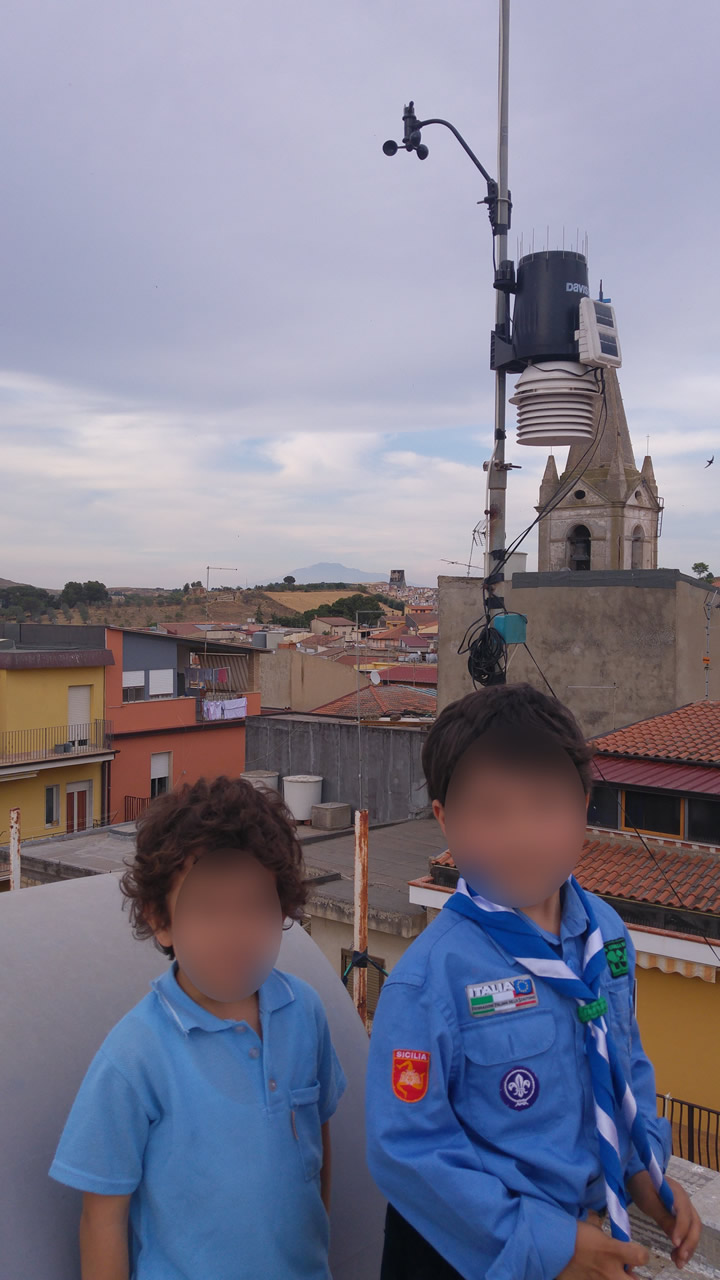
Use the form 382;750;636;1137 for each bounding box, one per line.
289;1081;323;1181
460;1011;558;1135
605;975;633;1075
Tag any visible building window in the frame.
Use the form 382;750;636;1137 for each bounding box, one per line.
341;948;385;1018
122;670;145;702
631;525;644;570
622;789;683;838
687;797;720;845
148;669;174;699
150;751;171;798
567;524;591;571
45;785;60;826
588;784;619;829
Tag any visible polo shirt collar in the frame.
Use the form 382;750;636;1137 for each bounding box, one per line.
151;964;295;1035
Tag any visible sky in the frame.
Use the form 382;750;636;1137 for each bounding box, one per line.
1;0;718;589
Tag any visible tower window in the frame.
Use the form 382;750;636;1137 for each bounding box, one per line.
631;525;644;570
567;524;591;571
573;489;586;500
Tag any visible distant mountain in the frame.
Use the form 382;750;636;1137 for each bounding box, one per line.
276;562;387;585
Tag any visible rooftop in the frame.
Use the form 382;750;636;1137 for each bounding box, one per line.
310;684;437;719
417;828;720;917
593;701;720;766
1;815;448;936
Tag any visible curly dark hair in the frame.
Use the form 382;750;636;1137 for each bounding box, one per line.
422;683;594;804
120;776;308;955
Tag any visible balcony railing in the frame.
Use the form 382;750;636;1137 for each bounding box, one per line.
0;720;113;766
658;1092;720;1171
124;796;151;823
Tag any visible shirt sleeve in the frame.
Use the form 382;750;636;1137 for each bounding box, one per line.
312;994;347;1125
621;931;672;1182
366;975;578;1280
49;1048;152;1196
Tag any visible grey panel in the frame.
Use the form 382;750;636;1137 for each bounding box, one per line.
0;874;384;1280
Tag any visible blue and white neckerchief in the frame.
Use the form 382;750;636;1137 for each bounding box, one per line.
445;875;675;1241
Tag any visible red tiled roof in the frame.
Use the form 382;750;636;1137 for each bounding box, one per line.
427;830;720;914
311;684;437;719
591;757;720;796
592;702;720;766
379;665;438;686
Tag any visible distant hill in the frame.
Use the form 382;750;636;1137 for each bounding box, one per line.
280;563;386;585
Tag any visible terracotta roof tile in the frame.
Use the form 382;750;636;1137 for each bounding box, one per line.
430;829;720;914
592;701;720;766
311;685;437;719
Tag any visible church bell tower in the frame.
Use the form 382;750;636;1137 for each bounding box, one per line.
536;368;662;573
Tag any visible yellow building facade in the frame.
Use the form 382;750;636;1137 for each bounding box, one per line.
0;649;114;844
636;961;720;1112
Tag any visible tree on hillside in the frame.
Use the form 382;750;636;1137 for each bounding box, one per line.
182;583;190;594
283;575;296;586
84;580;110;604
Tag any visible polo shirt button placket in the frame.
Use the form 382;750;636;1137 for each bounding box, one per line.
248;1046;260;1060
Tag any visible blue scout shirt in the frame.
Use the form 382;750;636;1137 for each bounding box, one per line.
366;883;670;1280
50;964;346;1280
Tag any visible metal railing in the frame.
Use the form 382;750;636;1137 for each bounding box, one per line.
124;796;151;823
0;720;112;766
658;1093;720;1170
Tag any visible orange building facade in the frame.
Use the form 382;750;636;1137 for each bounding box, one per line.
103;628;263;824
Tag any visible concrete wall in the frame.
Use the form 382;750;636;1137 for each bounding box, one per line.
246;716;430;823
308;915;414;985
261;649;370;713
438;570;720;735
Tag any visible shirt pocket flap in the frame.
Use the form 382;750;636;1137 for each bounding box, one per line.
290;1082;321;1108
463;1010;556;1066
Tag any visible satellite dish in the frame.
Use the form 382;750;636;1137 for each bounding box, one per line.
370;670;381;686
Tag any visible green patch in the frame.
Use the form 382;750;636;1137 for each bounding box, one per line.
578;997;608;1023
604;937;629;978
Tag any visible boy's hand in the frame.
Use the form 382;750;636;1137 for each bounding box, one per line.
628;1172;702;1269
557;1221;649;1279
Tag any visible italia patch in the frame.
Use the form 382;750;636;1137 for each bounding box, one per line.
466;975;538;1018
604;937;629;978
392;1049;430;1103
500;1066;539;1110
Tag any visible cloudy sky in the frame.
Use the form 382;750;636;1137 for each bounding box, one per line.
1;0;718;588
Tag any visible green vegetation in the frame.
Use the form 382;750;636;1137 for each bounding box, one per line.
269;592;403;628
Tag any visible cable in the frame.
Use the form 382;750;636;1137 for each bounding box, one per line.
458;616;507;687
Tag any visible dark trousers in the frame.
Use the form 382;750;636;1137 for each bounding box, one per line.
380;1204;465;1280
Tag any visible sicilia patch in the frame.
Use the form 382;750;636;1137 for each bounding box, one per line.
392;1049;430;1102
466;975;539;1018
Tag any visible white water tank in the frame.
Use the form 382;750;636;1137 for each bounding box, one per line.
283;774;323;821
240;770;279;793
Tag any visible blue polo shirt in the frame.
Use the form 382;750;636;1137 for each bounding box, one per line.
366;883;670;1280
50;965;346;1280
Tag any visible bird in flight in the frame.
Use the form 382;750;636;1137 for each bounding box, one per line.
706;456;714;468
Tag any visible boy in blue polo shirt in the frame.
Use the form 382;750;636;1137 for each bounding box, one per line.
367;685;701;1280
50;775;346;1280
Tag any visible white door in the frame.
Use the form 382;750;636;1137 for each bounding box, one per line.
68;686;92;745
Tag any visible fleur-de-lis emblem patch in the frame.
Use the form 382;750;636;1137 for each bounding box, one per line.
500;1066;539;1110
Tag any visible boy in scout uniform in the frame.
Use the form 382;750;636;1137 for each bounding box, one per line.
367;684;701;1280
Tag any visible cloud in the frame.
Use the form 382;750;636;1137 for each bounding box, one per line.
0;0;718;586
